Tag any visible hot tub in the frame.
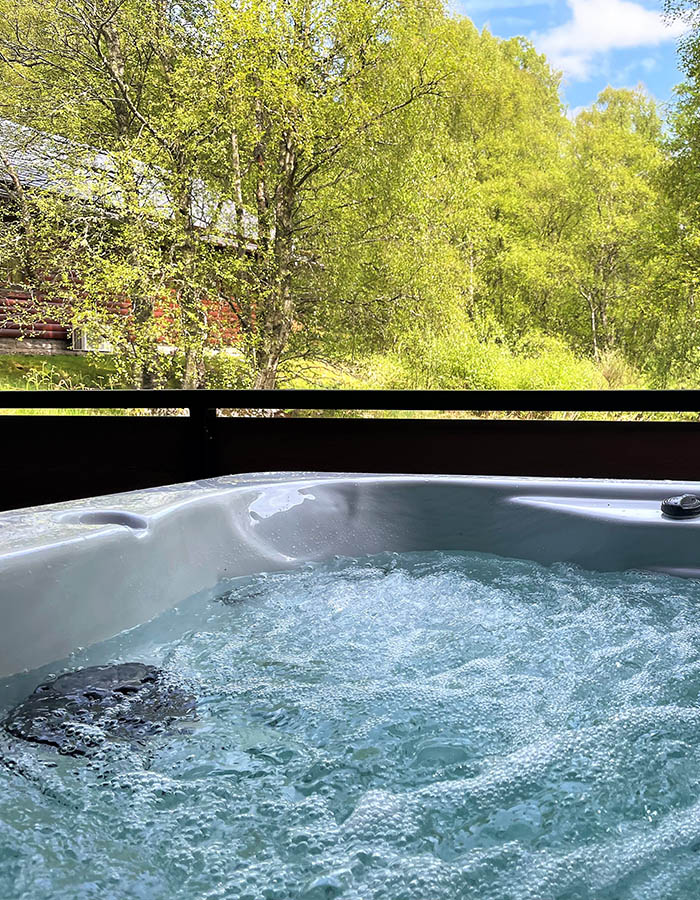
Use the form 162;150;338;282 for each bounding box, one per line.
6;472;700;900
2;472;700;678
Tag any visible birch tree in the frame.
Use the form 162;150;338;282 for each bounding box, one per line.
0;0;448;387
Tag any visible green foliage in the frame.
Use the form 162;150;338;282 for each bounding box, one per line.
354;330;607;391
0;1;700;389
0;353;118;391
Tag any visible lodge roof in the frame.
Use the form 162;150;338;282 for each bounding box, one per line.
0;119;257;249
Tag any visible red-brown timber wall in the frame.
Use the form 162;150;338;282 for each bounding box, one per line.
0;284;242;348
0;286;71;341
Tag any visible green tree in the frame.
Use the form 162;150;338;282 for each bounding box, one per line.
0;0;691;390
0;0;449;388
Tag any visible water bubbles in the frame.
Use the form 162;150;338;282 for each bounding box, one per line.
5;552;700;897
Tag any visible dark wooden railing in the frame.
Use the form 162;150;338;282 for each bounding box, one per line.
2;390;700;511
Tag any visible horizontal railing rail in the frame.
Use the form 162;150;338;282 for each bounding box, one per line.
2;389;700;412
4;389;700;511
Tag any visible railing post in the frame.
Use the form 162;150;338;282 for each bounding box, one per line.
187;406;218;476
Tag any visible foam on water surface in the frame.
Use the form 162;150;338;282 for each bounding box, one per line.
3;551;700;899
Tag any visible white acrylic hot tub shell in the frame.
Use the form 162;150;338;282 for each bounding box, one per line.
2;472;700;677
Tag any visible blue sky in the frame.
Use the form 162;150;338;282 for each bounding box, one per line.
455;0;687;115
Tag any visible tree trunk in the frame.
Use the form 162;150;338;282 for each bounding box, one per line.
253;280;294;388
230;131;245;253
253;93;271;251
101;23;132;137
253;130;296;390
182;345;204;389
579;286;600;360
140;363;158;390
131;290;160;388
253;359;278;390
467;240;475;319
589;298;599;360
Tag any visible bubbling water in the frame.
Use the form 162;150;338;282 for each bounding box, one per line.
3;551;700;899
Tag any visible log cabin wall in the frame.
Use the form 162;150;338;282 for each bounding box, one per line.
0;283;242;353
0;286;71;346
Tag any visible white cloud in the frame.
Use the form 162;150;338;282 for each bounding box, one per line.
459;0;552;10
533;0;687;81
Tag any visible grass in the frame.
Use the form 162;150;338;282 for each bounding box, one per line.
0;353;160;415
1;349;700;422
0;352;118;391
276;354;700;422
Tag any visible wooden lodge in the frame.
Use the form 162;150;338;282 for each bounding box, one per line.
0;119;250;353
